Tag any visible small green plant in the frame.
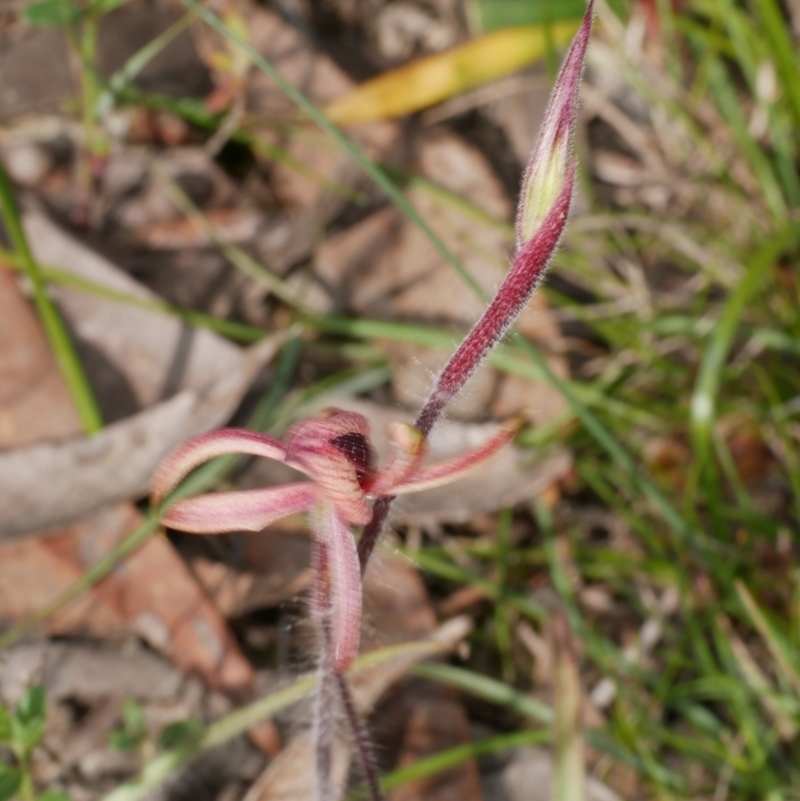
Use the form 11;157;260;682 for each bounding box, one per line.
109;701;147;754
0;686;71;801
109;701;202;757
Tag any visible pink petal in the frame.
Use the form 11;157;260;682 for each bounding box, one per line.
313;505;362;671
161;482;317;534
287;409;370;447
151;428;288;507
391;415;525;495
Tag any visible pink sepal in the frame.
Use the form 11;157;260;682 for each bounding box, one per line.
392;416;525;495
161;482;317;534
313;505;363;671
151;428;287;507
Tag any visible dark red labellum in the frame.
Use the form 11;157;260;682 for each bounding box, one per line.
331;432;375;486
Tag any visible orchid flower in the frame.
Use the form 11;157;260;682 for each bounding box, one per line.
150;2;593;797
151;408;524;670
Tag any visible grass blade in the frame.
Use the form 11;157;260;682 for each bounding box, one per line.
379;729;551;794
552;612;585;801
750;0;800;132
469;0;587;32
0;164;103;434
689;222;800;483
412;662;553;724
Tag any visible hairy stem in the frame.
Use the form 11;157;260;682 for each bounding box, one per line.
358;179;573;572
312;541;336;801
334;670;384;801
357;495;393;573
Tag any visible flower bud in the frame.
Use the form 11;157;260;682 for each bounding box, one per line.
516;0;593;249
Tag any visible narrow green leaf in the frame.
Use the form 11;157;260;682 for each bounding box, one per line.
0;706;12;744
22;0;82;27
0;165;103;434
412;662;553;724
380;729;550;793
469;0;587;33
690;222;800;480
0;765;22;801
0;252;265;343
751;0;800;132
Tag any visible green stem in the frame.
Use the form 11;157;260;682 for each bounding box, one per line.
17;756;35;801
0;165;103;434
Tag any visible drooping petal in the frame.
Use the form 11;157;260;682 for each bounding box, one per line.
391;415;526;495
160;482;317;534
313;505;362;671
286;412;373;526
151;428;288;507
365;422;428;496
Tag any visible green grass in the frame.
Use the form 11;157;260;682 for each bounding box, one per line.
0;165;103;434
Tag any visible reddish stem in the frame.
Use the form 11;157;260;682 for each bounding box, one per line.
358;173;575;572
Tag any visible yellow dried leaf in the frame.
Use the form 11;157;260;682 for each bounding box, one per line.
322;22;580;125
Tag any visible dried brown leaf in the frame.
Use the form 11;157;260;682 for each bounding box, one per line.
0;210;286;539
0;267;82;447
0;502;254;692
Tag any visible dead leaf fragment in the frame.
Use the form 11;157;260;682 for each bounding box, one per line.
0;210;286;539
0;503;254;693
0;641;183;705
